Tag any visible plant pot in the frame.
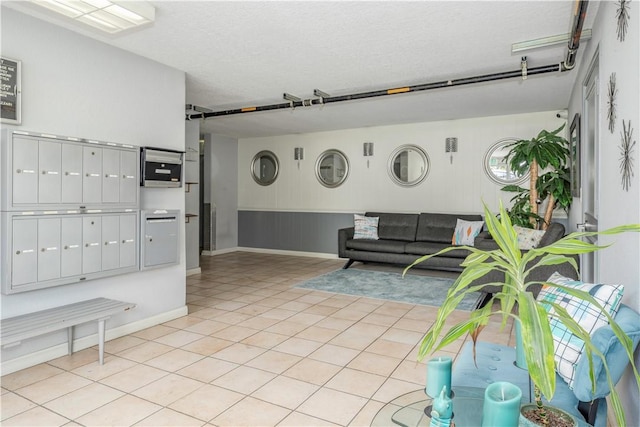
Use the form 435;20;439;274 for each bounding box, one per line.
519;403;578;427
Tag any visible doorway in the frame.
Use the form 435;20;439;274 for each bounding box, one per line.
580;52;600;282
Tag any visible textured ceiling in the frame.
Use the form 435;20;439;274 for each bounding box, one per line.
6;1;598;138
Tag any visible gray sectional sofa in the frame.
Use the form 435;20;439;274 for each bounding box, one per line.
338;212;578;297
338;212;483;271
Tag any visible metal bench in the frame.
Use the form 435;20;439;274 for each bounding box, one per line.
1;298;136;365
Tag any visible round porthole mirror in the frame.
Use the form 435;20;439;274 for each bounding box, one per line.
483;138;529;185
315;149;350;188
388;145;430;187
251;150;279;186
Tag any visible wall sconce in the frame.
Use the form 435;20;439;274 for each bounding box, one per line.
363;142;374;168
445;137;458;164
294;147;304;169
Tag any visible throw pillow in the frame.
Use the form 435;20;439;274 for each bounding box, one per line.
513;225;546;250
452;219;484;246
537;272;624;389
353;214;379;240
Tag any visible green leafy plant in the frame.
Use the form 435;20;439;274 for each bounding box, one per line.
502;125;571;229
404;202;640;426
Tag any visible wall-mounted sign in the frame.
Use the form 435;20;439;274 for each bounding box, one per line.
1;57;22;125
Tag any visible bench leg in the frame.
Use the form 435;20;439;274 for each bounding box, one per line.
67;326;74;355
98;319;106;365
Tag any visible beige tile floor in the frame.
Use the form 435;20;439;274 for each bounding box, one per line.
1;252;513;426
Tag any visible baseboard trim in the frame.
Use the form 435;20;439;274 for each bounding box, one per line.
201;247;239;256
0;305;189;375
186;267;201;276
236;247;338;259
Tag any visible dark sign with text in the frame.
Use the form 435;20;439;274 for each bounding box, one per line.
1;57;21;124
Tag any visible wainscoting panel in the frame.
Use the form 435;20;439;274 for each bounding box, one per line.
238;210;355;254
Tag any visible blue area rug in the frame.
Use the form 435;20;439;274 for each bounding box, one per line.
296;269;482;310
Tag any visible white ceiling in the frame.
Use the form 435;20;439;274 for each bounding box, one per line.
6;1;598;138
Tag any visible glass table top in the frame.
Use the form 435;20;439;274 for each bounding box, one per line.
371;386;486;427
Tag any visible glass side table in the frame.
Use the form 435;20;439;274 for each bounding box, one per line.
371;386;486;427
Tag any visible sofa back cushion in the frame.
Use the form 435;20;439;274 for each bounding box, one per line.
538;222;566;247
365;212;419;241
416;213;483;243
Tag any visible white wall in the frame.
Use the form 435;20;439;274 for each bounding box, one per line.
567;2;640;424
0;8;187;370
238;111;567;215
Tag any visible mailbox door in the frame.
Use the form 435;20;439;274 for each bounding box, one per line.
12;137;39;205
61;216;82;277
82;216;102;273
38;141;62;204
38;218;61;282
83;147;102;204
61;144;83;204
11;218;38;287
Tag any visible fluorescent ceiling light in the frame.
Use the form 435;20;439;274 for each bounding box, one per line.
32;0;155;34
512;29;592;53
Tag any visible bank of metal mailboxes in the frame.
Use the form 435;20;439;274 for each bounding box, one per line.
141;210;180;269
1;130;141;294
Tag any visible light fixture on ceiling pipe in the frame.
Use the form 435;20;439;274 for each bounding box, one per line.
31;0;155;34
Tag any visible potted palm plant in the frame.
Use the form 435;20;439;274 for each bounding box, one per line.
404;202;640;426
502;125;571;230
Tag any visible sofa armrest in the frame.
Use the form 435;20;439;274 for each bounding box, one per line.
571;304;640;401
338;227;354;258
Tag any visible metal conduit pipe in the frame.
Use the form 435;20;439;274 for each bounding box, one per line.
186;0;588;121
562;0;589;71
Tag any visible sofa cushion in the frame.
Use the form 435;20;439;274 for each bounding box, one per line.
366;212;418;242
538;272;624;390
353;214;379;240
452;219;485;246
416;213;482;243
514;225;546;249
405;241;471;259
538;222;566;247
346;238;407;254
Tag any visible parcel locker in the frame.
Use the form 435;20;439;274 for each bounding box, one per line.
141;210;179;269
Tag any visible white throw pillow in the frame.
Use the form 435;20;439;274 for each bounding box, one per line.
452;219;484;246
513;225;546;250
537;272;624;389
353;214;379;240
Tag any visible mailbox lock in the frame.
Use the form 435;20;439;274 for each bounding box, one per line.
16;169;21;173
64;246;68;250
16;250;20;255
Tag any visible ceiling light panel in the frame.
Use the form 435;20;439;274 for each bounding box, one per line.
31;0;154;34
